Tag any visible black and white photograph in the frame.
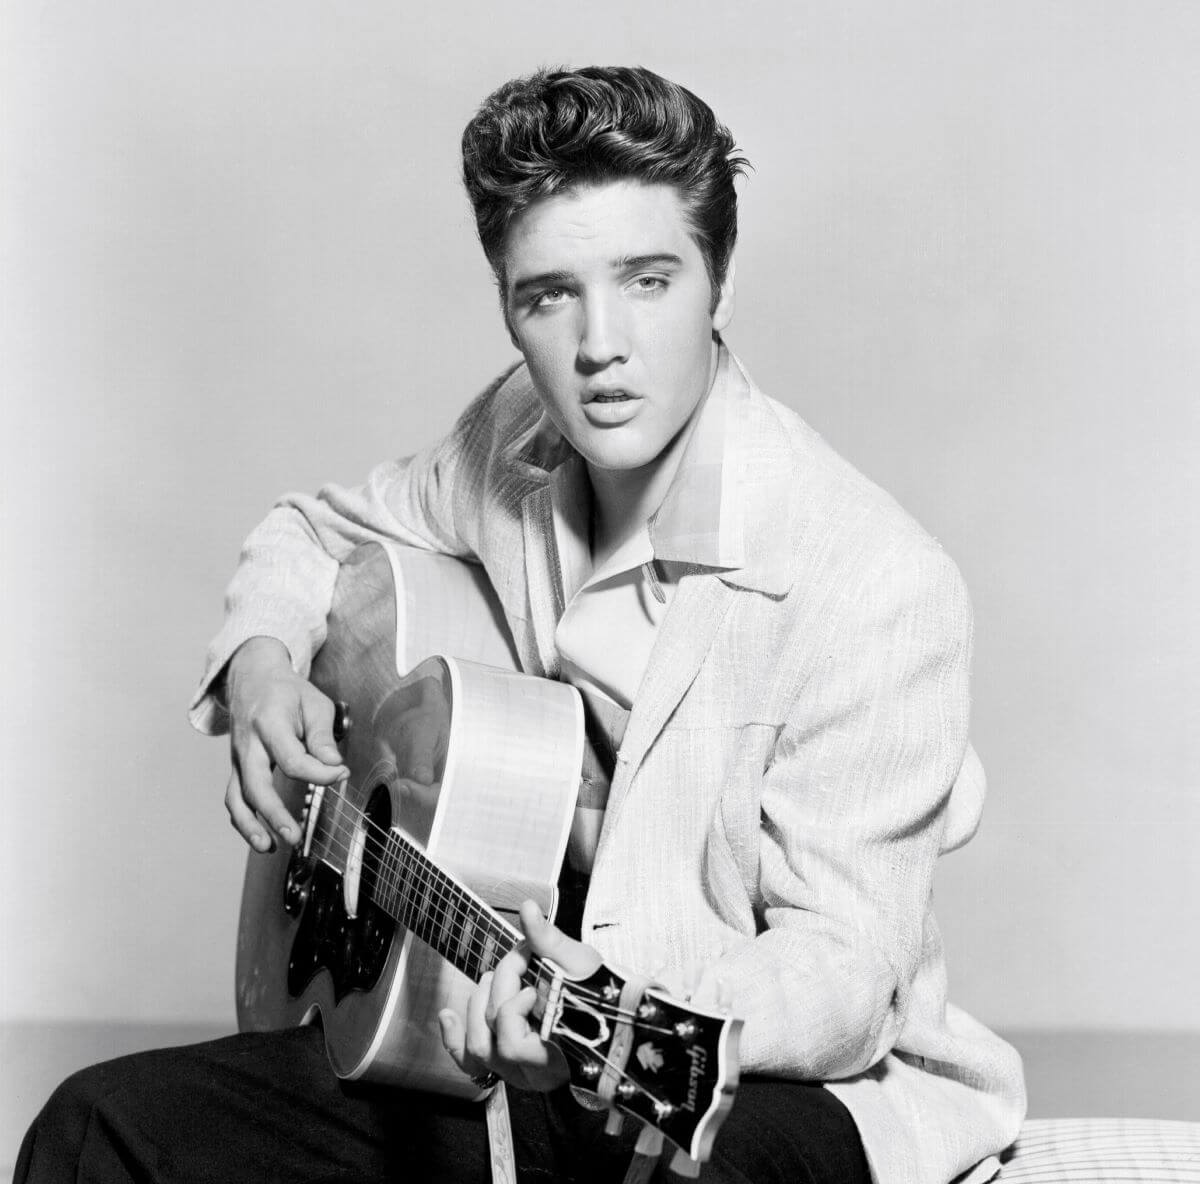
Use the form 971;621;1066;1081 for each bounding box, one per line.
3;3;1198;1181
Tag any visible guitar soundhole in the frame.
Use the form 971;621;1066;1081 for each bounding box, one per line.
286;785;397;1001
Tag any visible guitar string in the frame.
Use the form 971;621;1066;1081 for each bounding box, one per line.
305;809;577;1007
309;810;680;1037
307;803;671;1027
297;793;681;1031
306;809;526;974
303;790;731;1073
310;819;630;1018
289;834;699;1119
291;816;683;1117
306;792;587;997
550;1029;673;1116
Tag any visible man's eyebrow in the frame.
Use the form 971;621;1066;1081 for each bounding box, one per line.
612;253;684;271
509;269;575;298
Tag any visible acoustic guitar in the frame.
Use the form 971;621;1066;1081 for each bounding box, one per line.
235;541;741;1166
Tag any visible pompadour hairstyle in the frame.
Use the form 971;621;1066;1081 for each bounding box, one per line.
461;66;749;301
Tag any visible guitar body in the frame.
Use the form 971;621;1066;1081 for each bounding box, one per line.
236;542;586;1096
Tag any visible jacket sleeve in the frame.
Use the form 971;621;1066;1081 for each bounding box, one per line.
709;542;974;1079
187;379;503;736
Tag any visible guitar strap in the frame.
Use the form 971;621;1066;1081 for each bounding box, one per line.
484;1082;517;1184
482;1069;699;1183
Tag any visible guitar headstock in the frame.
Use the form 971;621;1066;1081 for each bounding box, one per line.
542;962;742;1164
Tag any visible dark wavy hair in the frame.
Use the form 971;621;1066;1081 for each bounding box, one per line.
461;66;749;303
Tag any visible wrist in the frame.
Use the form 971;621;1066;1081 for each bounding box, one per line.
222;636;292;704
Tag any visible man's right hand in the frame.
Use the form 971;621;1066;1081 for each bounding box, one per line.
221;636;348;851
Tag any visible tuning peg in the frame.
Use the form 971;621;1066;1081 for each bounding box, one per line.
604;1109;624;1137
668;1148;701;1178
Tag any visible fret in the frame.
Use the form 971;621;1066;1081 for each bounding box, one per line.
438;892;459;956
480;929;499;976
459;914;478;978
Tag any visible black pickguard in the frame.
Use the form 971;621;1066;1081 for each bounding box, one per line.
284;787;397;1002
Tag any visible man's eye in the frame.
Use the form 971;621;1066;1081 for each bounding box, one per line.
532;288;570;308
632;276;667;293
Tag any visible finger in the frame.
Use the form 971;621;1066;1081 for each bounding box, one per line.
492;986;541;1061
300;688;343;766
234;735;301;845
518;901;602;980
488;946;531;1025
493;988;567;1089
464;972;497;1066
257;712;347;787
438;1009;468;1073
223;769;274;852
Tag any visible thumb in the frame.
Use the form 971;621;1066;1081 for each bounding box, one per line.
518;900;602;980
301;689;344;766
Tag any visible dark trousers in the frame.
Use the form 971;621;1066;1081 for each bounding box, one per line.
15;1026;870;1184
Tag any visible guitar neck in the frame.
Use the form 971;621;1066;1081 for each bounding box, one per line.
315;797;553;994
380;831;524;981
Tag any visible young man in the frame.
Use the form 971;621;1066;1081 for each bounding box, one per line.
18;67;1024;1183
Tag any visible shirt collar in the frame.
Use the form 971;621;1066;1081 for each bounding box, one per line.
648;342;743;572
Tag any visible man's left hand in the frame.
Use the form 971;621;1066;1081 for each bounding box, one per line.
438;900;602;1093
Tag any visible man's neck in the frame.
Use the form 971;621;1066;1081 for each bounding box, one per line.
587;456;678;571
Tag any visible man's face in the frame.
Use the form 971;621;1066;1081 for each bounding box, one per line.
502;180;734;476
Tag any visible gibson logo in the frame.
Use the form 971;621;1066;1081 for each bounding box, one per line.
684;1045;708;1112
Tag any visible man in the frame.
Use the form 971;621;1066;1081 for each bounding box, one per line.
18;66;1024;1183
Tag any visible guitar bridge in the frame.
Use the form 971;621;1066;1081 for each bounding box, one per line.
302;783;326;858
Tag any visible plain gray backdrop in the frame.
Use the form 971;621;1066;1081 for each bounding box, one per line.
2;0;1197;1134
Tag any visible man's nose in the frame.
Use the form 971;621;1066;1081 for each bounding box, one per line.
577;294;630;369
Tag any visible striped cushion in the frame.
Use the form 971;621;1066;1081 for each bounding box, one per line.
999;1118;1200;1181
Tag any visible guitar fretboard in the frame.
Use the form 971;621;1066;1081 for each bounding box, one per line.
380;831;519;980
313;791;553;992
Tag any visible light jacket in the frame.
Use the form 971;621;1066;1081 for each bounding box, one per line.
192;346;1026;1184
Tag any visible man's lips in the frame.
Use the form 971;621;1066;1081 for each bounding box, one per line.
584;388;639;403
580;387;642;426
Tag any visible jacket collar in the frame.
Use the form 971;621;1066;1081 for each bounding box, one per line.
502;341;796;597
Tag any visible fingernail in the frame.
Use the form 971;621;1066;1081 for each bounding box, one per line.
251;833;271;852
319;745;341;763
280;826;297;844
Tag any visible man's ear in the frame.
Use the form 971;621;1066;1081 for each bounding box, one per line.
711;254;736;332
